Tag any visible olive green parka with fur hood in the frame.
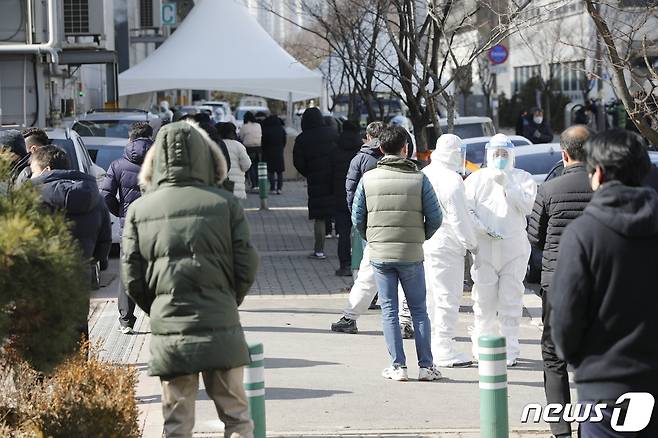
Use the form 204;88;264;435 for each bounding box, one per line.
121;120;258;376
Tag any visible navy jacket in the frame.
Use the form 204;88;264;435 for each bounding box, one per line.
33;169;112;267
99;138;151;220
345;141;382;213
551;181;658;401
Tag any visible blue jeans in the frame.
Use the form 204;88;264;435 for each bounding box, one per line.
371;261;433;368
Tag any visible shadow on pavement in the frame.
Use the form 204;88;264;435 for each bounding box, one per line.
244;325;382;336
454;336;541;345
263;387;352;400
241;308;345;315
265;357;340;369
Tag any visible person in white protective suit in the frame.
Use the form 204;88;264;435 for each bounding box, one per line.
422;134;479;367
464;134;537;366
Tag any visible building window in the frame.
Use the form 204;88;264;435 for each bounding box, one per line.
550;60;586;92
513;65;541;93
140;0;154;28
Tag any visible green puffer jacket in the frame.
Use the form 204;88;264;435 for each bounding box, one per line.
122;120;259;377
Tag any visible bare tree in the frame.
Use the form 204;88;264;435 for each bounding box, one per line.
584;0;658;144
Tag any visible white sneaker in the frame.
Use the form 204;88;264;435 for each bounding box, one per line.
382;365;408;381
418;365;442;381
120;326;134;335
507;358;518;367
434;346;473;368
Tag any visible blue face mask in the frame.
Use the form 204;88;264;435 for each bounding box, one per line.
492;157;509;170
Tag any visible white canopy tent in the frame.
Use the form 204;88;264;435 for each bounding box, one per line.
118;0;323;103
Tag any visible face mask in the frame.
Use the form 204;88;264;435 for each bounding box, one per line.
492;157;509;170
533;116;543;124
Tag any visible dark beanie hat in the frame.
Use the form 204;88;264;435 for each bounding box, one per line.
0;130;27;158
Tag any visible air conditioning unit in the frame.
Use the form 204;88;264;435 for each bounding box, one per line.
62;0;104;37
140;0;163;28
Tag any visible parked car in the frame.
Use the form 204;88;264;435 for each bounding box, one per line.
200;100;234;123
47;128;112;288
239;96;268;109
511;143;564;184
67;134;127;247
426;116;497;150
72;108;161;139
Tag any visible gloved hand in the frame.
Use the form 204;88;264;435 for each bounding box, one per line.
493;171;507;185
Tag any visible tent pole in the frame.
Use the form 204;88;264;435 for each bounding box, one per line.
286;92;293;128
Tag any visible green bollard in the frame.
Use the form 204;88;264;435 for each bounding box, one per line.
258;162;269;210
244;343;266;438
350;226;364;272
479;336;509;438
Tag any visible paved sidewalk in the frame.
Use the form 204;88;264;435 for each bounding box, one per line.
89;181;558;437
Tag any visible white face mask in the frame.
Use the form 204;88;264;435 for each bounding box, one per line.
533;116;543;125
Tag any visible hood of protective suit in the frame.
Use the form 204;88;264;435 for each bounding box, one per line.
432;134;464;172
586;181;658;238
486;134;515;172
138;120;227;190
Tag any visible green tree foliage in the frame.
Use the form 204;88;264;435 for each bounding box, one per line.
0;153;88;373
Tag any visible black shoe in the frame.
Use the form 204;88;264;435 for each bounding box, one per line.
335;267;352;277
331;317;358;334
401;323;414;339
368;294;380;310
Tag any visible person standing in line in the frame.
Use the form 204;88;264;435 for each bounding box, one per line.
551;129;658;438
31;145;112;340
422;134;478;368
218;122;252;200
331;120;363;277
330;122;414;337
261;114;287;195
524;107;554;144
293;107;338;260
122;120;258;438
240;111;262;191
14;128;50;186
0;129;29;183
352;125;442;381
526;125;593;438
99;122;153;334
465;133;537;366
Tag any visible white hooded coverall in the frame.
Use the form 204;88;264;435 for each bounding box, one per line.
422;134;478;366
464;135;537;363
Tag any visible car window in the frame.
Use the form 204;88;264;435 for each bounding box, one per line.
72;120;133;138
515;153;562;175
465;142;488;164
50;139;81;171
450;124;485;139
511;138;531;146
87;146;125;172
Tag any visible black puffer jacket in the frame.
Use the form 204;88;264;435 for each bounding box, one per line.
527;163;593;291
293;108;338;219
345;141;382;213
261;115;286;172
33;170;112;267
551;181;658;402
332;129;362;214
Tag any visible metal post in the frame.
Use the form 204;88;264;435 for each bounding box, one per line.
350;226;363;275
243;343;266;438
258;162;269;210
479;336;509;438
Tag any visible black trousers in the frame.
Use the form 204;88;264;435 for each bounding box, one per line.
268;171;283;191
542;288;572;436
246;149;260;188
117;247;137;328
335;212;352;269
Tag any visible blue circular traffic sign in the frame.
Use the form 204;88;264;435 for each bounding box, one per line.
488;44;508;65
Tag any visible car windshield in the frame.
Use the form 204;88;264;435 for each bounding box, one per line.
515;153;562;175
72;120;134;138
511;138;531;146
49;138;80;171
87;145;125;171
464;142;488;164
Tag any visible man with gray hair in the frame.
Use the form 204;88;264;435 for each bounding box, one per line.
527;125;593;438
